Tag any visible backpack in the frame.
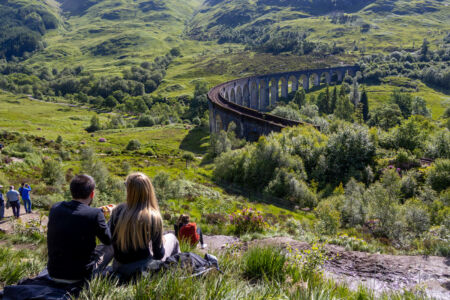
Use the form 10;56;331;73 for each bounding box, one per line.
178;223;200;246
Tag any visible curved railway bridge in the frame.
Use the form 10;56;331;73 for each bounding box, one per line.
208;65;359;141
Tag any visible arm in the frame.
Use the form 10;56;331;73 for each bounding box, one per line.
95;210;112;245
151;217;165;260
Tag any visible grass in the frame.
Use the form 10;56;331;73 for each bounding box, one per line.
305;81;450;119
241;246;287;283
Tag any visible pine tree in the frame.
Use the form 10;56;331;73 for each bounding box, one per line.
355;103;364;124
360;87;369;121
317;92;328;115
334;95;353;121
325;85;331;114
421;38;429;61
293;89;306;108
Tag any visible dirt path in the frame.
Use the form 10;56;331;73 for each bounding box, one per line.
1;213;448;298
0;204;48;234
203;235;450;299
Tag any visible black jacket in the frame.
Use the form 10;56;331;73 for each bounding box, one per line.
47;201;111;280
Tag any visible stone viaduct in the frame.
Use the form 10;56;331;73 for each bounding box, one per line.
208;65;359;141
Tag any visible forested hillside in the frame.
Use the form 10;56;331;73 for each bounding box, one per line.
189;0;449;55
0;0;60;60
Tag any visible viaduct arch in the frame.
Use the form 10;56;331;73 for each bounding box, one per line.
208;65;359;141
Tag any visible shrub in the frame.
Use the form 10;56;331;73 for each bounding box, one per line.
400;199;430;236
137;114;156;127
41;159;64;186
315;198;341;235
126;139;141;151
287;243;328;279
242;246;287;282
325;123;375;185
229;208;267;235
427;159;450;192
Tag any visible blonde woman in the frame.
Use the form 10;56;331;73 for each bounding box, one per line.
109;172;179;276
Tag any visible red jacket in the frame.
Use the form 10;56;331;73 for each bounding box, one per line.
178;222;200;245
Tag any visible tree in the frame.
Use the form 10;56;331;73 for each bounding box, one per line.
317;90;329;115
104;95;118;108
390;90;412;119
42;159;64;186
325;124;376;184
411;96;430;117
421;38;429;61
368;104;402;130
329;86;338;113
293;89;306;108
182;152;195;168
334;95;353;121
194;81;208;98
86;115;101;132
355;103;364;124
349;79;360;105
360;87;369;121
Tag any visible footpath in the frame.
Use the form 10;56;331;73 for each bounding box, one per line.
1;210;448;298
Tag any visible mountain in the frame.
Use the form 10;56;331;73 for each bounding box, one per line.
188;0;450;53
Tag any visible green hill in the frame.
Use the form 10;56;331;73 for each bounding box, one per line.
1;0;449;96
188;0;450;54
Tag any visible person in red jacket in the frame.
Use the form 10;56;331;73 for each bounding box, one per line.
174;214;207;249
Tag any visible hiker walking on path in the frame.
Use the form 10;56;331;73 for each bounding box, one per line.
6;186;20;218
0;185;4;220
19;183;32;213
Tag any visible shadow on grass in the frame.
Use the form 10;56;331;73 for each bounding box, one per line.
215;180;297;211
179;127;210;155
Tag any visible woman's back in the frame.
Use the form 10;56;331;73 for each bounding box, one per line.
109;203;164;264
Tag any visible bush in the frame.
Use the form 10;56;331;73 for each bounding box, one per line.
325;123;375;185
242;247;287;282
137;114;156;127
229;208;267;235
41;159;64;186
126;139;141;151
427;159;450;192
315;198;341;235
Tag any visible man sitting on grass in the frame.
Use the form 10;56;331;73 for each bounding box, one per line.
47;174;113;283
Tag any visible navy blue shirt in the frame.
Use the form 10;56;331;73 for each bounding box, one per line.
47;201;112;280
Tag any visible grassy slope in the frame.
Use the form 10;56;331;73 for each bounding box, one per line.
190;0;450;54
0;90;309;219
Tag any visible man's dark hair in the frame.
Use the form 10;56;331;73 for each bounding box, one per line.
70;175;96;200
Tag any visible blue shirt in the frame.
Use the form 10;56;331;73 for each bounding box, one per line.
6;190;20;202
19;186;31;200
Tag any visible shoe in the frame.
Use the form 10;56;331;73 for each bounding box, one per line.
201;244;207;249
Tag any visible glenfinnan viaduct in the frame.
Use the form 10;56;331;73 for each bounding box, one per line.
208;65;359;141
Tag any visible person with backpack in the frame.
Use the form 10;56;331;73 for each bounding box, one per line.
109;172;180;279
18;183;32;213
6;186;20;218
174;214;207;249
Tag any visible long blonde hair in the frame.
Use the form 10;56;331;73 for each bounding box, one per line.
114;172;162;252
